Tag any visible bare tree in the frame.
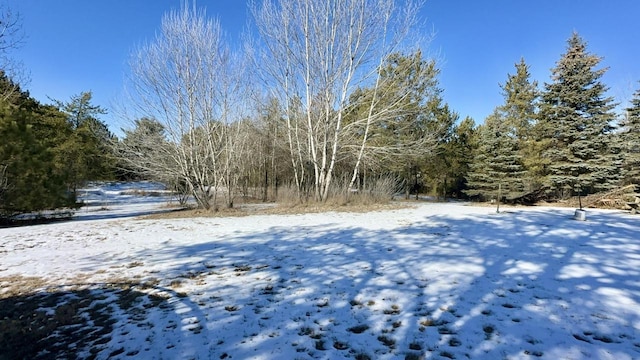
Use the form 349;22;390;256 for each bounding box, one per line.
252;0;425;201
119;2;249;210
0;4;26;101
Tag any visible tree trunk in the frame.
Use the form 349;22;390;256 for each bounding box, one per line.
496;183;502;213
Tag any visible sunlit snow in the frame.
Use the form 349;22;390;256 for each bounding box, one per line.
1;182;639;359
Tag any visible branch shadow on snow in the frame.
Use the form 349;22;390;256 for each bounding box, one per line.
14;206;639;359
108;206;640;359
0;279;211;360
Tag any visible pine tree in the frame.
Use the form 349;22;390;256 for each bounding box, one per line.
55;92;116;190
344;51;446;198
538;33;621;203
465;60;535;208
500;59;541;194
441;116;477;198
465;111;526;211
620;85;640;185
117;117;169;181
419;102;459;199
0;101;76;218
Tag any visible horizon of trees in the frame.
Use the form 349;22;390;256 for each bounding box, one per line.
465;32;633;211
2;1;640;218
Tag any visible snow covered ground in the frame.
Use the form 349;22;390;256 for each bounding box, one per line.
1;184;639;359
73;181;181;221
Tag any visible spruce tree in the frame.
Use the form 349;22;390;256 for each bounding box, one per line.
465;60;535;208
500;59;541;193
620;85;640;185
538;33;620;203
465;111;526;211
501;58;538;141
442;116;477;198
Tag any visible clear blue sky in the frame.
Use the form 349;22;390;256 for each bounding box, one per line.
6;0;640;132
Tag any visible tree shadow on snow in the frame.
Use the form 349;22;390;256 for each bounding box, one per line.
115;207;640;359
0;279;210;360
17;206;640;359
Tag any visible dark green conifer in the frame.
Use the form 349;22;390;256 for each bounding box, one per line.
465;60;536;208
538;33;621;203
500;59;542;194
465;111;526;211
620;85;640;185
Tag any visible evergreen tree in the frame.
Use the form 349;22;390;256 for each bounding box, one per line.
0;99;76;218
444;116;477;198
381;52;451;199
343;51;446;198
500;59;541;194
465;110;526;211
501;58;538;141
420;104;460;199
55;92;116;190
465;60;536;208
538;33;621;203
620;84;640;185
117;117;168;181
0;4;93;219
54;91;106;129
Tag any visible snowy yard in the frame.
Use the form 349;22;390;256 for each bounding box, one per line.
1;186;639;359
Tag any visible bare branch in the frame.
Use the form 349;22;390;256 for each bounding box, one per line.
252;0;424;201
119;2;250;210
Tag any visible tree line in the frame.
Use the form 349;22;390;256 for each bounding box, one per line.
466;32;639;209
2;1;639;218
116;0;455;210
0;79;116;219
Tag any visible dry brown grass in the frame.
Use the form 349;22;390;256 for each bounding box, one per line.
469;198;628;211
144;200;408;220
145;177;405;220
0;275;48;299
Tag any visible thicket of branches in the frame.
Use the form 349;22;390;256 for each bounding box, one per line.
116;0;457;210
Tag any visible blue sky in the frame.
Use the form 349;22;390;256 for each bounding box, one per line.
6;0;640;132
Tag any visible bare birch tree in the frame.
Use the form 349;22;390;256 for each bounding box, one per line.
252;0;425;201
0;4;26;101
119;2;249;210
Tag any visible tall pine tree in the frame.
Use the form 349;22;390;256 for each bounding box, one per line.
501;59;541;194
620;84;640;185
538;32;620;203
465;60;535;209
442;116;477;198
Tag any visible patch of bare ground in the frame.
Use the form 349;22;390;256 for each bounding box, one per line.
469;184;639;211
143;200;409;220
468;200;582;210
0;275;49;298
